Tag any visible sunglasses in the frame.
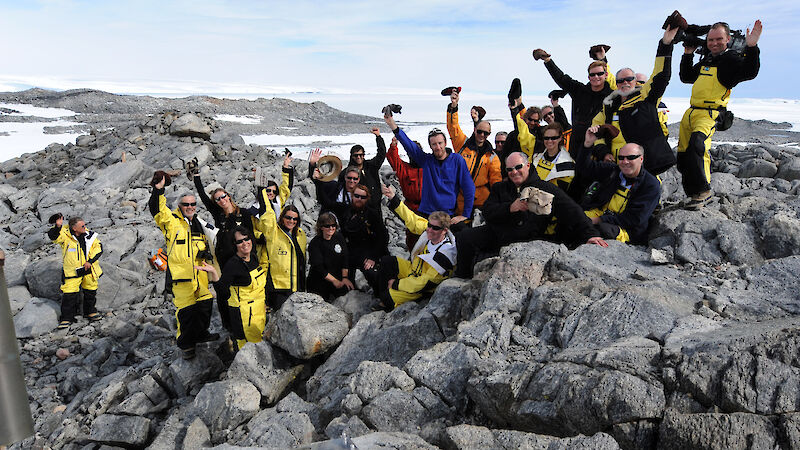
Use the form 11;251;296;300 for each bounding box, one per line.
265;188;277;194
346;176;359;181
476;129;491;136
322;223;337;229
542;136;560;141
180;202;197;207
234;236;252;245
284;215;299;222
427;223;444;231
214;193;228;202
589;71;606;78
352;193;368;199
505;163;525;173
618;154;642;161
351;153;365;158
617;76;636;83
544;111;555;117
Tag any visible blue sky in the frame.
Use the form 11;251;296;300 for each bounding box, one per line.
0;1;796;99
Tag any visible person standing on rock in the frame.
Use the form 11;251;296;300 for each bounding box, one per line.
454;152;606;279
47;213;104;329
149;171;219;360
257;203;307;310
677;19;762;209
198;226;267;350
376;185;457;311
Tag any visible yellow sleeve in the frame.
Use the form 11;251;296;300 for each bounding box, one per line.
53;225;69;246
254;190;278;241
393;200;430;235
515;110;536;161
278;170;290;208
447;109;466;152
153;194;178;235
605;62;617;90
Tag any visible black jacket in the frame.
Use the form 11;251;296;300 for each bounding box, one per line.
339;135;387;210
483;170;598;247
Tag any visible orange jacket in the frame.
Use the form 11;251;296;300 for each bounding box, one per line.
446;107;502;212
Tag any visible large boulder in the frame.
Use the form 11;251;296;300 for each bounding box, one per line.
404;342;479;412
443;425;621;450
267;292;349;359
227;341;304;405
658;412;778;450
244;410;315;447
193;379;261;434
87;159;146;191
24;257;62;299
169;113;212;139
14;297;59;337
88;414;151;447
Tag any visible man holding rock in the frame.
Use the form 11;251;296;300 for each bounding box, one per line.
677;19;762;209
47;213;104;330
149;171;219;360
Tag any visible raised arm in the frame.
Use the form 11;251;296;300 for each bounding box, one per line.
446;90;467;152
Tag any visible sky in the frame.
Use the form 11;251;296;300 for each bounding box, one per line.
0;1;797;99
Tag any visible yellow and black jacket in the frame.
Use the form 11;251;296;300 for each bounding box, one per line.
680;46;760;109
255;201;307;292
591;40;676;175
48;224;103;282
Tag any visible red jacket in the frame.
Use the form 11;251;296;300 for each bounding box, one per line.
387;142;423;212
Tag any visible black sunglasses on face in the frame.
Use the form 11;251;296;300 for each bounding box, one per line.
427;223;444;231
544;111;555;116
505;163;525;173
214;193;228;202
234;236;252;244
618;154;642;161
543;136;560;141
346;176;359;181
589;71;606;77
352;153;365;158
284;215;299;221
265;188;277;194
617;76;636;83
352;193;367;199
476;129;491;136
180;202;197;207
322;223;337;229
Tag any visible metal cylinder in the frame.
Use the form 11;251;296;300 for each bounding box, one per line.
0;250;34;446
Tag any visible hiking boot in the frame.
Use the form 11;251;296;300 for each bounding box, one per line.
198;332;220;343
685;191;713;210
182;347;197;360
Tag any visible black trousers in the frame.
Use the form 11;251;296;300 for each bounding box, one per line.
454;226;503;279
176;299;213;350
213;281;232;331
60;289;98;322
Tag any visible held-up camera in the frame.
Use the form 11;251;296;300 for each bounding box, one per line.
673;24;747;58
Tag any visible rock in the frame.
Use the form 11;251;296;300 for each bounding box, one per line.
75;134;96;147
760;211;800;259
245;410;314;447
56;348;70;360
14;297;59;337
166;349;225;397
182;417;212;449
777;156;800;181
267;292;349;359
169;113;212;139
24;257;63;299
658;411;778;450
227;341;304;404
87;159;146;191
349;361;416;403
404;342;479;412
8;284;32;315
324;415;370;440
193;379;261;435
306;431;438;450
275;392;323;432
443;424;621;449
737;159;778;178
2;251;30;286
361;387;451;434
332;290;375;326
88;414;150;447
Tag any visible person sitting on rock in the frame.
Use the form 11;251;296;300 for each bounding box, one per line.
150;171;219;360
47;213;104;330
198;226;267;350
446;89;502;222
338;128;386;212
376;184;457;310
454;152;606;279
532;123;576;193
386;135;424;250
578;131;661;244
306;212;354;302
256;203;307;310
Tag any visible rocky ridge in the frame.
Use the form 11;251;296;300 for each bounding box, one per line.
2;90;800;449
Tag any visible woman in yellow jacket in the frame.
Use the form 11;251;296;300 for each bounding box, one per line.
200;226;267;350
256;203;307;310
47;214;103;329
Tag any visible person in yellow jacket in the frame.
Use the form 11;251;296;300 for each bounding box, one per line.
446;89;502;219
149;171;219;360
199;226;267;350
375;184;457;310
47;213;103;329
256;202;307;310
677;20;762;209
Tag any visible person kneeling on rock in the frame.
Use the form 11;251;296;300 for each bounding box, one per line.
47;213;104;330
197;226;267;350
375;184;457;311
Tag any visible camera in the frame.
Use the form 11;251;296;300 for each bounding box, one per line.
674;24;747;58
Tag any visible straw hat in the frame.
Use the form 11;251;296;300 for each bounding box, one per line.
317;155;343;182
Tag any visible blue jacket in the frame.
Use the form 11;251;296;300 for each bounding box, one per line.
394;127;475;217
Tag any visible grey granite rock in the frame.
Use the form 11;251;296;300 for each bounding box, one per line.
193;379;261;434
88;414;151;447
267;292;349;359
227;341;303;405
14;297;59;337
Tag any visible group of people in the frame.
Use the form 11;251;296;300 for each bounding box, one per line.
48;15;762;359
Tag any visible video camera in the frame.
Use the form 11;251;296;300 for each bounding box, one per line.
673;24;747;58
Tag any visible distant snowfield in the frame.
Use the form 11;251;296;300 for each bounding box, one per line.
1;94;799;164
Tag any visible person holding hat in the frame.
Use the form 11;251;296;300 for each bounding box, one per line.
588;25;679;176
446;89;502;223
149;171;219;359
47;213;104;330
